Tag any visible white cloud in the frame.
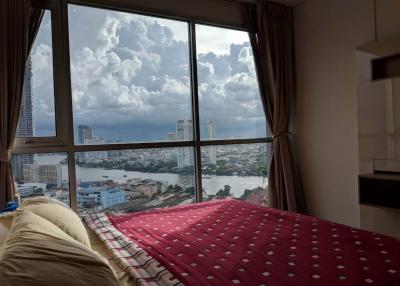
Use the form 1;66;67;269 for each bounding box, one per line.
196;24;249;55
30;4;266;139
32;43;53;90
238;46;256;75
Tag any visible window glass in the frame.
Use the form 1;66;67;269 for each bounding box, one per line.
68;5;192;144
17;11;56;137
201;143;270;206
196;25;268;140
75;147;195;215
11;153;70;206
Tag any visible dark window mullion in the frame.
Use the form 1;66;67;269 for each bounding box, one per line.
60;0;78;210
189;21;203;203
200;137;272;147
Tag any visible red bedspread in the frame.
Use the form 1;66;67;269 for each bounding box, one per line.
107;199;400;286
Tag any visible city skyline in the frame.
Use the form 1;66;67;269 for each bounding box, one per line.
13;142;269;213
76;120;219;167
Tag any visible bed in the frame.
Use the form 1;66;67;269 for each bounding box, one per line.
86;199;400;286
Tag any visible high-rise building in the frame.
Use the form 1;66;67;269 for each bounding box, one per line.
207;121;216;164
77;125;94;160
12;57;34;180
22;164;63;187
78;125;93;144
83;137;107;160
167;132;176;142
176;120;193;167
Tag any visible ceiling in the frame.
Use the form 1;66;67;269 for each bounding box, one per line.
236;0;305;6
272;0;305;6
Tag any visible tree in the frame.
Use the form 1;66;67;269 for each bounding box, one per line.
241;189;253;200
185;187;195;196
215;185;231;198
166;184;174;193
174;184;183;193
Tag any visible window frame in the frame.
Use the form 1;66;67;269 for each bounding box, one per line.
12;0;272;211
13;0;70;150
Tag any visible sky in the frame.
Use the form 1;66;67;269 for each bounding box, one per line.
29;5;268;142
29;11;55;136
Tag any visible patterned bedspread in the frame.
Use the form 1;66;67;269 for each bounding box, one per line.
85;199;400;286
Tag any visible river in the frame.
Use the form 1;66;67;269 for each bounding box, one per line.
36;154;266;198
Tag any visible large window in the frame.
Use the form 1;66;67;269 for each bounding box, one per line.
12;1;271;215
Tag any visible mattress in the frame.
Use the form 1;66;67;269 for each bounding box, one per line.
86;199;400;286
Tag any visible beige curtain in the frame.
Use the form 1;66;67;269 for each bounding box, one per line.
244;2;306;213
0;0;44;209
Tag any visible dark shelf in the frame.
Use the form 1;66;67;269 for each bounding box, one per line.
372;53;400;81
359;173;400;209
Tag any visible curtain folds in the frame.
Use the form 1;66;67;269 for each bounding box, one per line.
0;0;44;209
244;2;306;213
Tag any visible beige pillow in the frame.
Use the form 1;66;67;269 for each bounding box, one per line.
0;209;118;286
20;196;69;208
0;212;13;245
20;197;91;247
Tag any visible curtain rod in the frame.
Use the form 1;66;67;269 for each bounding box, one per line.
222;0;294;6
222;0;266;4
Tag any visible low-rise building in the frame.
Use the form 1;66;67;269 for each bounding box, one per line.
77;186;125;210
16;183;47;199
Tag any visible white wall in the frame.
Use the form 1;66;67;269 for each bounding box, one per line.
293;0;374;227
294;0;400;235
376;0;400;39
